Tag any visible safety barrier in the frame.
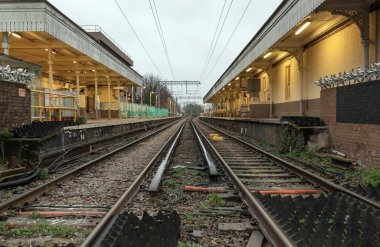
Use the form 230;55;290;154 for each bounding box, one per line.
127;103;168;118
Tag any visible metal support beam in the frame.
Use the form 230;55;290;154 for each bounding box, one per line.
131;86;134;104
330;7;371;67
362;8;370;67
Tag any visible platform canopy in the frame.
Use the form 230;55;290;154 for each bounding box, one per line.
0;0;142;87
204;0;376;103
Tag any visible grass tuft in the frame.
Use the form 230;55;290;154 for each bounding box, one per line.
362;168;380;187
5;223;80;238
38;168;49;180
207;193;225;207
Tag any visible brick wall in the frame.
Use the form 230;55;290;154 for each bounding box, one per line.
0;80;31;130
320;86;380;167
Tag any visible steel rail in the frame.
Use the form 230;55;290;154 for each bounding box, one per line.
0;119;181;214
82;120;186;247
198;119;380;210
190;119;218;176
149;121;186;192
192;120;294;247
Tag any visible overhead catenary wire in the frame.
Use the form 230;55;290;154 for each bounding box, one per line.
204;0;252;81
148;0;176;80
115;0;164;78
198;0;227;81
200;0;234;82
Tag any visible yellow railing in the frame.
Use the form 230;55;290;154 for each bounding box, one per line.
31;89;77;122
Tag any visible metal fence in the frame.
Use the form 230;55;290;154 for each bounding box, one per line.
126;103;168;118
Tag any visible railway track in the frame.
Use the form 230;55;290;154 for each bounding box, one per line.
1;117;379;247
193;118;380;247
89;118;259;247
0;119;184;246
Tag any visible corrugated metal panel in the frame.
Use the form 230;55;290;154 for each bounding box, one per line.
204;0;327;102
0;2;142;86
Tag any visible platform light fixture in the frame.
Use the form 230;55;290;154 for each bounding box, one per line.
9;32;21;39
228;83;231;86
44;48;48;52
295;21;311;35
263;52;272;59
235;77;240;80
246;67;252;72
73;61;77;64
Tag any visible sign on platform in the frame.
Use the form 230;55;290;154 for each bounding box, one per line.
18;88;26;97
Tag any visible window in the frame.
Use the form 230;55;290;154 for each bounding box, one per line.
285;65;291;100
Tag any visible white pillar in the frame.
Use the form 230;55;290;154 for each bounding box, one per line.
298;50;304;116
268;71;273;118
48;49;54;121
117;80;120;119
1;32;10;55
84;86;87;119
75;70;80;117
107;76;111;120
94;72;99;119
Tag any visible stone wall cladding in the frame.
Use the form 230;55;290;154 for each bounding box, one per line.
320;87;380;167
0;80;31;130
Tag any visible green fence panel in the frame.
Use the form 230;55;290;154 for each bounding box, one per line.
127;103;168;118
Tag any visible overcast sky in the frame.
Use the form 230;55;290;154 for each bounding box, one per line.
49;0;281;103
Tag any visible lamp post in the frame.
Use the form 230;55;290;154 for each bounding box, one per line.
155;95;158;108
150;92;154;106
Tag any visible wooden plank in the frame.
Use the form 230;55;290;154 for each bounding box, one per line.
240;178;305;184
246;230;264;247
236;173;295;178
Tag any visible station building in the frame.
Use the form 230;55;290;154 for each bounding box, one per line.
0;0;152;129
203;0;380;167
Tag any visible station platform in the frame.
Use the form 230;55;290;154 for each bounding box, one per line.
5;117;180;168
68;117;172;129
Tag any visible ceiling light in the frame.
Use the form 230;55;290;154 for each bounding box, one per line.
92;69;95;72
246;68;252;72
44;48;48;51
73;61;77;64
228;83;231;86
235;77;240;80
295;21;311;35
263;52;272;59
10;32;21;39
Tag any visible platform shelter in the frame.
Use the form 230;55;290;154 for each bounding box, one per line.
204;0;380;119
0;0;146;123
